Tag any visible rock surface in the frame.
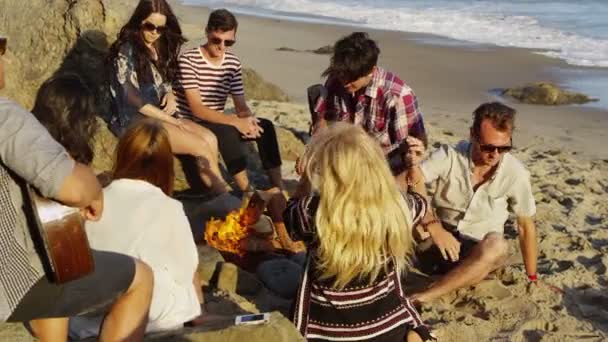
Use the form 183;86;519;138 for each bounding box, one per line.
0;0;120;108
0;0;303;340
502;82;598;105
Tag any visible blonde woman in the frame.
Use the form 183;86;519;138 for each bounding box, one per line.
285;123;435;342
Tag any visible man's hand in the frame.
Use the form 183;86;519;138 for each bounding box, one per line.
81;194;103;221
427;223;461;262
310;118;328;136
234;116;262;138
406;136;425;167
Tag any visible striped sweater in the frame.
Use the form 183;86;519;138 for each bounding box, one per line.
284;193;435;341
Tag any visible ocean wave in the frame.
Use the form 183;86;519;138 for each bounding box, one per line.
185;0;608;68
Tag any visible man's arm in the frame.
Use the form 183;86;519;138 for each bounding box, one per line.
407;141;462;261
56;163;103;221
0;101;103;220
233;94;252;117
182;89;258;137
517;216;538;280
393;90;427;150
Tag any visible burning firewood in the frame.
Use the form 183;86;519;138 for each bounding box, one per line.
204;190;306;256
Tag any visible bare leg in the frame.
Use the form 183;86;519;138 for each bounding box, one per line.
30;318;68;342
414;233;509;303
407;330;423;342
99;260;154;342
163;120;230;194
266;166;283;189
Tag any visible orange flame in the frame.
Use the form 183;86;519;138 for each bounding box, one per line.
204;199;261;256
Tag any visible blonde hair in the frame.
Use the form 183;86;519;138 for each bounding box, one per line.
302;123;414;289
113;119;174;195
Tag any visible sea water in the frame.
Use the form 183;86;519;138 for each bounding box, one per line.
184;0;608;107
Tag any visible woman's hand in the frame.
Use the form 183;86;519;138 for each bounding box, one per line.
161;92;177;116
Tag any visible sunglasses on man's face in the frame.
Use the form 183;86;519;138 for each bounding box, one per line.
0;37;7;56
209;37;235;47
478;139;513;154
141;22;167;34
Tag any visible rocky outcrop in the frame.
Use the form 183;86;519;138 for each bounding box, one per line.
242;68;289;102
0;0;120;108
502;82;598;105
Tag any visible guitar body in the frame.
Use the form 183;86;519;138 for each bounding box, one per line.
27;187;95;284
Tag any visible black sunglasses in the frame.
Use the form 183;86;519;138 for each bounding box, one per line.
478;138;513;154
209;37;236;47
0;37;6;56
141;22;167;34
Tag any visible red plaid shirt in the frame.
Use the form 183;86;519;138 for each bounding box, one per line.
315;67;426;155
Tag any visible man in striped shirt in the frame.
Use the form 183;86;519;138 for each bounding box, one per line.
313;32;427;190
175;9;283;192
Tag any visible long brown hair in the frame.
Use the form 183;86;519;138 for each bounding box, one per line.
31;73;98;165
113;118;174;195
108;0;186;84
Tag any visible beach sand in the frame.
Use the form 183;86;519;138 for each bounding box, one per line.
0;0;606;340
169;1;608;161
171;2;608;340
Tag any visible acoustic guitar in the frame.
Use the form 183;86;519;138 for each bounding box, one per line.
25;186;95;284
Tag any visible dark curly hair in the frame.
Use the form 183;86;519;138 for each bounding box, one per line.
31;73;98;165
206;9;238;33
108;0;186;84
471;102;516;138
322;32;380;83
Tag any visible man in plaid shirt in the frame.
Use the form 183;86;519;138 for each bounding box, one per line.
313;32;427;184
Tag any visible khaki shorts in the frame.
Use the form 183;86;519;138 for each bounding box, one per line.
415;229;478;275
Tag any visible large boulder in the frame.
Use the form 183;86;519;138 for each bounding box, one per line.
276;127;305;162
0;0;120;108
502;82;598;105
242;68;289;102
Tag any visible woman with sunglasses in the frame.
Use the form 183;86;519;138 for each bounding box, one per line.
108;0;230;194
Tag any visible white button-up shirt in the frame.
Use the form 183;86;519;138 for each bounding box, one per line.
421;141;536;241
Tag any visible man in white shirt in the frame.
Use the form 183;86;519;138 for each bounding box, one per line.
407;102;538;304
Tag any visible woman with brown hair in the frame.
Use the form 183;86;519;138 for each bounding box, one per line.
70;119;204;337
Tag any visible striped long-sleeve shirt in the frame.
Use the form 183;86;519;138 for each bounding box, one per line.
284;192;435;341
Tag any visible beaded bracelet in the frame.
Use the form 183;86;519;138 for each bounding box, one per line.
407;177;422;187
420;219;440;231
528;274;538;282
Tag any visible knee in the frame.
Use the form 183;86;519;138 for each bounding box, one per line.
186;122;219;151
478;233;509;263
258;118;276;135
202;129;219;152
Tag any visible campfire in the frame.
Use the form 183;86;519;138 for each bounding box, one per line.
204;191;306;267
204;193;265;256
